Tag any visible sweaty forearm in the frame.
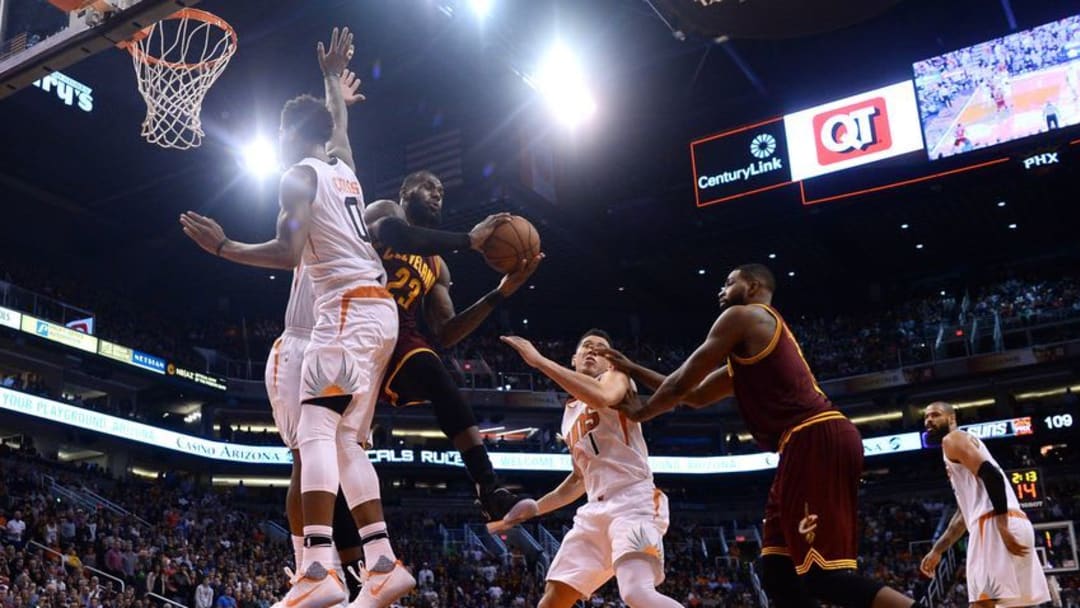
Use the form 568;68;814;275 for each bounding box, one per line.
436;291;500;348
220;239;298;270
623;362;667;393
931;511;967;554
377;218;470;255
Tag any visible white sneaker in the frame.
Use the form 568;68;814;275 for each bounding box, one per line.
273;562;346;608
347;559;415;608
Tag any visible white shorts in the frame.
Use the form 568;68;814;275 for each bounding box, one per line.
264;329;309;450
966;512;1050;607
547;482;670;598
301;284;398;439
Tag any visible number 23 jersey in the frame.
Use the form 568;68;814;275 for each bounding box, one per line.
297;157;386;293
561;377;654;501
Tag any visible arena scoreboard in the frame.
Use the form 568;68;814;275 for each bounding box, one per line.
1007;468;1045;509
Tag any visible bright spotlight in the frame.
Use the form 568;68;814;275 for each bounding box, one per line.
243;138;279;179
469;0;492;19
532;43;596;127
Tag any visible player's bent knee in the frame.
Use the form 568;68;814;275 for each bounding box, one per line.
412;354;477;438
802;568;883;608
539;581;580;608
303;394;352;415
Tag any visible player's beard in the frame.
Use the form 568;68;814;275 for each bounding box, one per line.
923;423;949;445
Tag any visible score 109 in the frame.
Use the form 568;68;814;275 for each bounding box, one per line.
1040;413;1074;432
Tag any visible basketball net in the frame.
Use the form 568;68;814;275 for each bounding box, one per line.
123;9;236;150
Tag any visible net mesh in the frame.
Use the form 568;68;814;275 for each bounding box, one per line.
126;9;236;150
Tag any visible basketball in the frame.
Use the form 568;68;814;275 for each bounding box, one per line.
482;215;540;274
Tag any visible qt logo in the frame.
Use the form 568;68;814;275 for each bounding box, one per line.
813;96;893;165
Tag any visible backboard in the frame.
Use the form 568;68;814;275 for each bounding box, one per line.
0;0;200;99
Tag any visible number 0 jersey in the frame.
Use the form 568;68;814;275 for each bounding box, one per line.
297;157;385;295
561;377;654;501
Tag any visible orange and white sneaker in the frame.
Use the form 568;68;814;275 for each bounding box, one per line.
273;562;346;608
347;559;415;608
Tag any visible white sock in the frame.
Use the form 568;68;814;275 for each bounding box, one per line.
291;535;305;571
301;525;335;572
358;522;396;572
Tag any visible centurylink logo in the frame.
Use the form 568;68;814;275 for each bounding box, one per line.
697;132;785;190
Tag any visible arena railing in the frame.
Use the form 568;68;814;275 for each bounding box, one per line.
147;593;189;608
0;280;94;330
28;540;125;593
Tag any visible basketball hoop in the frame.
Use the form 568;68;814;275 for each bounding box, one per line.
121;8;236;150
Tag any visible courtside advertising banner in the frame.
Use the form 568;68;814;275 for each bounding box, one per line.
784;81;924;181
0;306;20;330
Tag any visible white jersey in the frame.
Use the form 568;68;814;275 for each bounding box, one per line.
283;263;314;332
561;378;653;500
943;431;1019;528
296;158;385;295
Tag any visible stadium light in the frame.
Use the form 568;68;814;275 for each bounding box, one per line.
916;243;924;249
901;223;910;230
768;253;777;259
1008;223;1018;229
787;271;795;277
997;201;1007;207
531;43;596;128
698;269;706;275
468;0;493;19
242;137;279;179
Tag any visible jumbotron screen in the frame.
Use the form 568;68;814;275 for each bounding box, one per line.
913;14;1080;160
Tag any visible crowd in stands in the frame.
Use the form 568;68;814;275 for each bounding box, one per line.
3;256;1080;388
0;431;1077;608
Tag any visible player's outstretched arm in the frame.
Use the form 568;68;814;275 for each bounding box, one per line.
180;166;314;270
536;467;585;517
500;336;630;408
595;347;667;392
600;348;733;408
943;432;1029;557
920;509;966;578
318;27;359;172
365;204;511;257
628;307;748;421
426;254;543;349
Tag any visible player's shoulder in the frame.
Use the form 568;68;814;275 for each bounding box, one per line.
598;368;630;384
364;199;404;223
279;165;318;201
942;429;978;450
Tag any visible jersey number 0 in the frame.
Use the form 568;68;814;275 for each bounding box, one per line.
344;196;371;243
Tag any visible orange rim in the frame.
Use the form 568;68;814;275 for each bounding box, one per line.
121;8;237;70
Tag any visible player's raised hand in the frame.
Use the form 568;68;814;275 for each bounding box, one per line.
919;549;940;578
180;211;228;256
317;26;354;77
340;69;365;105
497;253;544;296
468;213;513;251
595;346;634;372
500;335;545;368
994;515;1030;557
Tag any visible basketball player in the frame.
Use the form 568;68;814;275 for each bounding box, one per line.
497;330;682;608
601;264;917;608
919;402;1050;607
180;26;508;608
361;172;542;525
